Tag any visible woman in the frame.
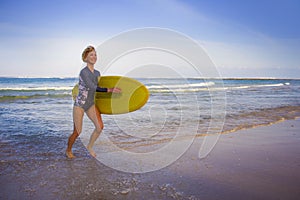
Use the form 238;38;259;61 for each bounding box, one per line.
66;46;121;159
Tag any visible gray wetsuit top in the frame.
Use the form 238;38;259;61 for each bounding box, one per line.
74;66;100;111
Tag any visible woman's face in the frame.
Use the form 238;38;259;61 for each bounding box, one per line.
86;50;97;64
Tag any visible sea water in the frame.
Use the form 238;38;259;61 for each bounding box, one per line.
0;77;300;156
1;76;299;199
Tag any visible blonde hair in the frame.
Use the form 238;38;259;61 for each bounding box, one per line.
82;45;96;62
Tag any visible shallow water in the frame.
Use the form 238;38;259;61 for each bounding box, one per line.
1;77;300;149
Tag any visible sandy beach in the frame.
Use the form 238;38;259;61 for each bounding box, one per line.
1;118;299;200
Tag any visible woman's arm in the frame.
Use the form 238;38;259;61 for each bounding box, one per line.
96;87;121;93
96;87;108;92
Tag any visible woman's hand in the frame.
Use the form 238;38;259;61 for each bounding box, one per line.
108;87;122;93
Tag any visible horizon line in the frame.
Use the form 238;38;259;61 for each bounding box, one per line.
0;76;299;80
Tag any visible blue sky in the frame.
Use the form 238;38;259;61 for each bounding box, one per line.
0;0;299;78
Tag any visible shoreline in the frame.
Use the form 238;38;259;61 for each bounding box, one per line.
221;116;300;135
1;76;300;80
1;119;300;199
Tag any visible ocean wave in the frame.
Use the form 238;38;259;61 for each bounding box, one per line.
148;81;215;93
0;80;294;102
147;82;215;89
226;83;289;90
149;88;210;93
221;105;300;134
0;86;73;92
147;82;289;93
0;93;70;102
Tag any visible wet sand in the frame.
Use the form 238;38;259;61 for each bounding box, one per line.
1;119;300;200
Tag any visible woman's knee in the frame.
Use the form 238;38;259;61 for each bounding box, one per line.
95;124;103;133
73;123;82;135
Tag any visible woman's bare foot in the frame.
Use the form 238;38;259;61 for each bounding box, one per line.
87;147;96;158
66;150;75;159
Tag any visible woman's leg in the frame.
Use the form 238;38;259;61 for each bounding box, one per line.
86;105;103;157
66;106;84;158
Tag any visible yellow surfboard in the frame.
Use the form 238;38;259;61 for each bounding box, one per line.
72;76;149;114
